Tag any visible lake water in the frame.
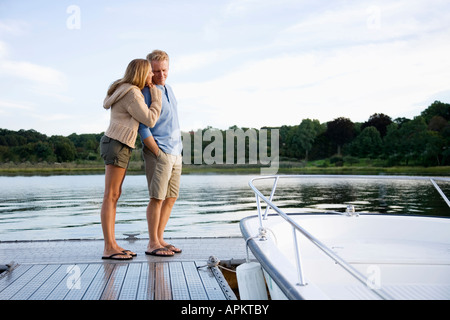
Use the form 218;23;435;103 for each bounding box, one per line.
0;174;449;241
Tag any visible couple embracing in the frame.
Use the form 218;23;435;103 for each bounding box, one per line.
100;50;182;260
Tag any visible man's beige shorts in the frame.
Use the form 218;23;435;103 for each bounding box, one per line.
143;146;182;200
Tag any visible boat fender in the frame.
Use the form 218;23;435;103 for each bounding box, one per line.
236;262;268;300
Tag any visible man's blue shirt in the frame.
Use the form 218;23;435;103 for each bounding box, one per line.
138;84;182;155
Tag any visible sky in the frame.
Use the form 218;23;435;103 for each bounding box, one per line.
0;0;450;136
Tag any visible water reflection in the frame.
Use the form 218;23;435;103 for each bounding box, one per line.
256;178;450;216
0;175;448;241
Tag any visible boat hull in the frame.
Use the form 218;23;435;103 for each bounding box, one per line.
240;213;450;300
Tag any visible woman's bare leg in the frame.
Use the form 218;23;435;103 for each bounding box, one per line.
101;164;130;258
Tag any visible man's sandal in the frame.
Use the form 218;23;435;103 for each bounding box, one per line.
165;244;182;254
145;247;175;257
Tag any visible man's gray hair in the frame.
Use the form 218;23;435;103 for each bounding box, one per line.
146;50;169;62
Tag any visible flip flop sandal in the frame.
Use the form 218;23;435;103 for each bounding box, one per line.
102;252;133;260
165;244;182;254
123;250;137;257
145;247;175;257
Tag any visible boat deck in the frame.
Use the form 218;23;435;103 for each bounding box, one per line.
0;237;251;300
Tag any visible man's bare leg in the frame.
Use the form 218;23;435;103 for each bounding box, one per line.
158;197;181;252
146;198;174;255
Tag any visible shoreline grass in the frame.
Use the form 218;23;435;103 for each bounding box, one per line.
0;161;449;176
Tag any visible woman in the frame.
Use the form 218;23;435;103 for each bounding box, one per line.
100;59;162;260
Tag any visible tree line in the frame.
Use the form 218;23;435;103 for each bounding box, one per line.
0;130;103;163
278;101;449;166
0;100;449;167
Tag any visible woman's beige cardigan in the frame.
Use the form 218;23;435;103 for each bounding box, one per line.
103;83;162;148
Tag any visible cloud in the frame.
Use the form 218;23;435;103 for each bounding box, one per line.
0;18;68;95
173;51;230;74
0;59;68;90
1;0;449;136
29;113;73;122
172;48;256;77
174;0;450;131
0;19;29;36
177;30;450;130
280;0;450;49
0;42;71;110
0;41;9;58
0;100;34;117
224;0;301;18
224;0;260;17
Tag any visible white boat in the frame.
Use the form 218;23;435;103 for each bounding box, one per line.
240;175;450;300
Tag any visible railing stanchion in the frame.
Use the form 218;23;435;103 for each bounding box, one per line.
292;226;307;286
263;176;280;220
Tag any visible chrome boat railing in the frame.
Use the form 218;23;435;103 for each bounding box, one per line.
247;175;450;300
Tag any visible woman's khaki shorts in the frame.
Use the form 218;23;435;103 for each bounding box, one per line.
143;146;182;200
100;135;132;169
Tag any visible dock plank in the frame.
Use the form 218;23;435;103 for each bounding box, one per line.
46;264;88;300
136;262;154;300
82;263;114;300
0;265;33;297
29;265;69;300
155;262;172;300
119;263;142;300
183;261;209;300
101;263;128;300
169;262;190;300
64;264;101;300
0;238;248;300
0;265;46;300
196;261;228;300
11;264;60;300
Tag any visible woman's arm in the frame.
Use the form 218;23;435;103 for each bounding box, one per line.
128;87;162;128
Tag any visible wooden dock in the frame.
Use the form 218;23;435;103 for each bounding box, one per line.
0;237;252;300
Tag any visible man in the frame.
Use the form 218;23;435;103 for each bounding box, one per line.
138;50;183;256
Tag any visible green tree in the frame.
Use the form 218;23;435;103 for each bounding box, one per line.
349;126;382;158
326;117;354;156
68;133;102;160
428;115;448;132
421;100;450;123
361;113;392;137
280;125;302;159
50;136;77;162
34;141;56;162
383;116;443;165
297;119;323;161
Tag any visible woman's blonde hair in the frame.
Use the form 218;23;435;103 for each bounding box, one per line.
107;59;150;96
